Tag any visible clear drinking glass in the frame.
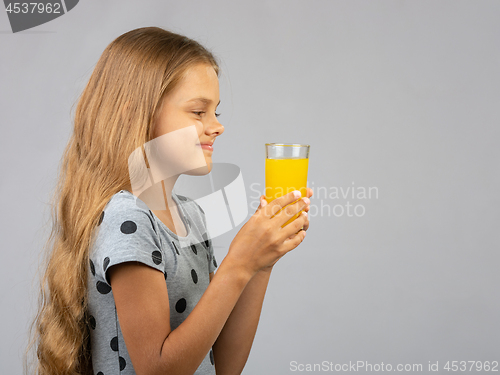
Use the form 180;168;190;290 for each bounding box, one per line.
265;143;310;227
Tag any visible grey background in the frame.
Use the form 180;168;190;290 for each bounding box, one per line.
1;1;499;374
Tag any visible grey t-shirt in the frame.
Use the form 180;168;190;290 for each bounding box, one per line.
87;190;218;375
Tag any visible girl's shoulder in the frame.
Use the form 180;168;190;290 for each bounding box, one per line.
99;190;206;237
105;190;157;217
94;190;159;241
110;190;201;216
89;190;164;287
107;189;148;209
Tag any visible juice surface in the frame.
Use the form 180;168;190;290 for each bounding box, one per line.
265;158;309;227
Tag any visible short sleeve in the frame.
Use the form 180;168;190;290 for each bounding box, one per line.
90;193;165;286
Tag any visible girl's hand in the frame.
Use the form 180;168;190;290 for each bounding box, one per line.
260;187;313;233
225;189;312;279
258;187;313;272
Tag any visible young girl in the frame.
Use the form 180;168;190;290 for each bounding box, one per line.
30;27;312;375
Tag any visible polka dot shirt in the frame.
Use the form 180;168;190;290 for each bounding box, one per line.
87;190;217;374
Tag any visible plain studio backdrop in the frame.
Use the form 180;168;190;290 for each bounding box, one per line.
1;1;499;374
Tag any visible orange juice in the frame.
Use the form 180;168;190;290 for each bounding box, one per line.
265;158;309;227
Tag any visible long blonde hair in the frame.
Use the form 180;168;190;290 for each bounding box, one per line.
26;27;219;375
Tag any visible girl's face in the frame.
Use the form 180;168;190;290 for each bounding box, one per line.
149;63;224;177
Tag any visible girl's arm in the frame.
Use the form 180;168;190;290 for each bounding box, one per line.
109;191;310;375
210;269;271;375
109;256;252;375
210;190;312;374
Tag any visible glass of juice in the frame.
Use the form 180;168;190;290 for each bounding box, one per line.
265;143;310;227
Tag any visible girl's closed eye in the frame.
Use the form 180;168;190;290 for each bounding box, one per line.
193;111;221;117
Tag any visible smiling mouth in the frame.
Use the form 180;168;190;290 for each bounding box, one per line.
198;144;214;151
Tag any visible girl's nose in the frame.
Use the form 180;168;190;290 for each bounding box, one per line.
209;119;224;136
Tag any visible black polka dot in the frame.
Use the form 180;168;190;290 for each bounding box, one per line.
210;349;214;365
191;244;197;255
110;336;118;351
98;211;104;226
103;257;110;272
120;221;137;234
175;298;187;313
164;271;167;280
202;233;210;249
152;251;162;265
119;356;126;371
213;258;217;268
90;259;95;276
191;269;198;284
96;281;111;294
173;242;180;255
97;372;103;375
89;315;96;330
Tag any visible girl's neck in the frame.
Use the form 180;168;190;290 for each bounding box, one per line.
126;176;179;212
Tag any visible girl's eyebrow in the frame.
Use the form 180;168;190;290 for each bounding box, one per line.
186;97;221;106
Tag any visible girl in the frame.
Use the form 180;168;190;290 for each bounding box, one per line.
29;26;312;375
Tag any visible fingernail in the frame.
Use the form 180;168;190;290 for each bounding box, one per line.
302;197;310;205
301;211;308;216
293;190;301;199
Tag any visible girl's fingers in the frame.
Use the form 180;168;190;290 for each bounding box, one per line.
301;217;309;232
272;196;309;227
279;210;308;239
260;195;268;207
255;195;268;214
282;227;306;250
306;187;314;199
287;228;304;241
303;220;309;231
263;190;302;219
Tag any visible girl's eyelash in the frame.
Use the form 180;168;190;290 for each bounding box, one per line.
193;111;221;118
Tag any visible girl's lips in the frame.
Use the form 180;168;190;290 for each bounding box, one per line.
198;144;213;151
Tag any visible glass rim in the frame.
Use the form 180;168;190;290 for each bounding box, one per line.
265;143;310;147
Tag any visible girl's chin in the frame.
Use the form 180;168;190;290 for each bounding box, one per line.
186;164;212;176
